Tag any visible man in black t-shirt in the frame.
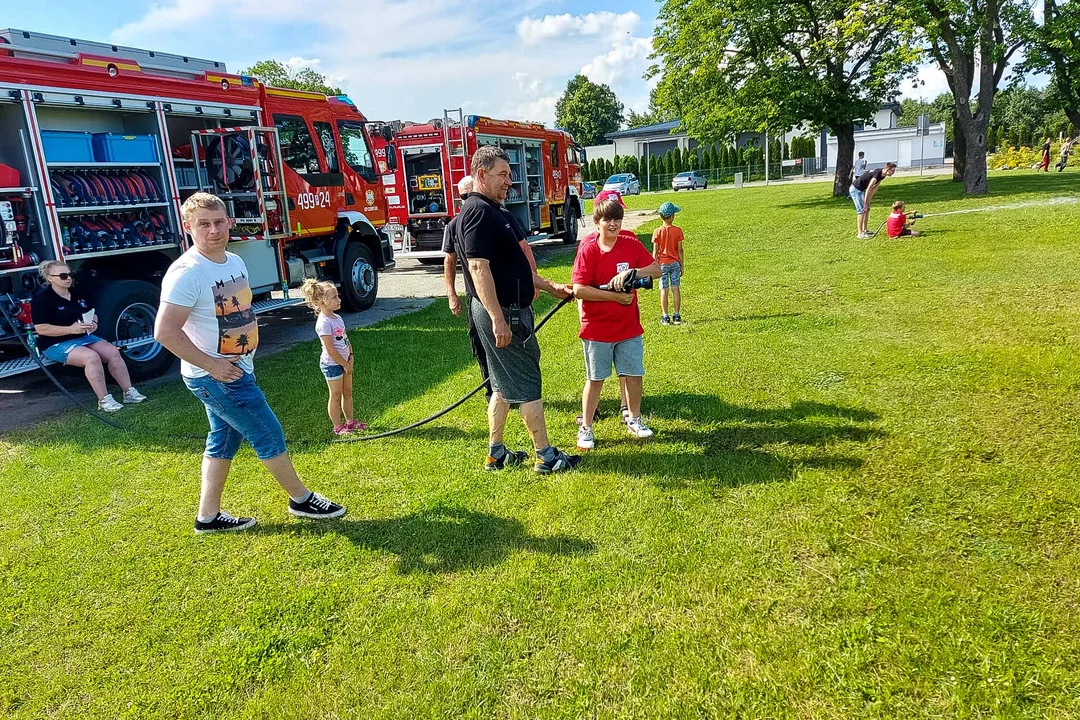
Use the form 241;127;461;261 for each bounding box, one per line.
443;175;537;402
458;145;580;474
849;162;896;238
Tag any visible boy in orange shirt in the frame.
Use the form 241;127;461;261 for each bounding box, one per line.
651;201;685;325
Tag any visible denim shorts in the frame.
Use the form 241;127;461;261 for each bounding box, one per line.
42;334;104;363
660;262;682;289
183;371;287;461
583;334;645;381
320;360;345;380
849;186;866;214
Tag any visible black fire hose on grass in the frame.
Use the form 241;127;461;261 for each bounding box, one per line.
0;293;578;446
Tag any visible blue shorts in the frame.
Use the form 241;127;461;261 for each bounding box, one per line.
183;371;287;461
320;360;345;380
42;334;104;363
849;186;866;214
660;262;682;289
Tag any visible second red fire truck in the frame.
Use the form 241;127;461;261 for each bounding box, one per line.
377;110;586;262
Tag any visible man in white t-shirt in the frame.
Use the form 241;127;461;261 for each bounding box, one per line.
853;151;868;180
155;193;347;534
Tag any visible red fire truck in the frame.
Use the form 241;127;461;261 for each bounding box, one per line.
378;110;586;262
0;28;399;381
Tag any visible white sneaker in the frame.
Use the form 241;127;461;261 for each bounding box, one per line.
123;387;147;404
577;425;596;451
98;394;123;412
626;416;654;439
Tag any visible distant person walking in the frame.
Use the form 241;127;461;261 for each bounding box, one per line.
1040;138;1052;172
853;151;868;180
1057;135;1079;172
850;162;897;239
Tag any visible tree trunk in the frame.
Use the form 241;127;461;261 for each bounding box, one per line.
1066;110;1080;136
955;113;989;195
832;123;855;197
951;109;966;182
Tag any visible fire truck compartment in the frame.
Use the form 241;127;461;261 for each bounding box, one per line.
403;147;447;215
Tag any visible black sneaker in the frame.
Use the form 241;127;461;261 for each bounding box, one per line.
194;511;256;535
288;492;347;519
534;448;583;474
485;449;528;471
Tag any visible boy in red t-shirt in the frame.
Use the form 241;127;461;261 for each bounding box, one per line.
571;199;662;450
886;201;920;238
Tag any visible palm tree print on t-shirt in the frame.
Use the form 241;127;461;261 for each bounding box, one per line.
212;272;258;356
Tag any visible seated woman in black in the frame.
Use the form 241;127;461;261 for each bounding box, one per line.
31;261;147;412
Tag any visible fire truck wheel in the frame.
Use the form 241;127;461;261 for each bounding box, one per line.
341;241;378;312
561;205;580;244
92;279;175;381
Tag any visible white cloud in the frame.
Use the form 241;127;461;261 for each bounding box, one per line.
108;2;658;127
899;63;952;100
517;11;641;46
581;37;653;86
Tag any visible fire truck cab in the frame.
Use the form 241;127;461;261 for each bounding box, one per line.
0;28;397;381
380;110;586;262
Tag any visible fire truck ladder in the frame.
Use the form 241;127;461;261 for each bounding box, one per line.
443;108;468;208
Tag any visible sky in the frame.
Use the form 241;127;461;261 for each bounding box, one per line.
4;0;959;127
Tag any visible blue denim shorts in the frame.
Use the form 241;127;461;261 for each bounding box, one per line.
660;262;682;289
42;334;104;363
849;186;866;214
183;371;287;461
320;360;345;380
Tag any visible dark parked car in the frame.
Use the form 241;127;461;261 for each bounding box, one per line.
582;181;596;199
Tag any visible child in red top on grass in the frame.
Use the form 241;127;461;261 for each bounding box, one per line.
886;201;920;238
571;198;661;451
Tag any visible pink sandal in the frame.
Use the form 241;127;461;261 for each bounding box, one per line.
346;419;367;431
333;424;352;436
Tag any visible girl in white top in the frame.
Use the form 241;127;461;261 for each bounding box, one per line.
300;279;366;436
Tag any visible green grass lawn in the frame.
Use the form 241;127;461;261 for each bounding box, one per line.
4;172;1080;718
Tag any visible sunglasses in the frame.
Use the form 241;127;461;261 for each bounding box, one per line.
49;273;72;280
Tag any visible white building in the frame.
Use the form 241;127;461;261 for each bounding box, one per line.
827;103;947;170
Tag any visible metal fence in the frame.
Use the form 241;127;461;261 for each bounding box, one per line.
586;158;827;193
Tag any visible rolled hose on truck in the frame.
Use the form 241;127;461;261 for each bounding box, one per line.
0;292;580;445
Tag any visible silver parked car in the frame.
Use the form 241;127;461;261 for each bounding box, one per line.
603;173;641;195
672;171;708;191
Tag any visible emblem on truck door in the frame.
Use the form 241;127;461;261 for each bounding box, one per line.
365;190;375;205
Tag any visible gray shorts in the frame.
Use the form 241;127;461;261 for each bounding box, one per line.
582;334;645;381
469;298;542;404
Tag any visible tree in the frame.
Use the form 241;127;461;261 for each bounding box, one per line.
554;75;625;146
1017;1;1080;133
903;0;1028;193
651;0;920;197
242;60;342;95
626;156;640;176
991;85;1051;142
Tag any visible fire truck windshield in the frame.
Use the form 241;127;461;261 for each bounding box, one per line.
338;121;376;180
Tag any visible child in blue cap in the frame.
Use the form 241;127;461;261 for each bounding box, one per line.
651;201;684;325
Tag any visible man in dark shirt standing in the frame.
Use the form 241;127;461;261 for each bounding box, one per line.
444;175;538;403
459;146;580;473
849;161;896;238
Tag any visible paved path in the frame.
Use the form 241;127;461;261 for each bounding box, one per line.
0;212;655;434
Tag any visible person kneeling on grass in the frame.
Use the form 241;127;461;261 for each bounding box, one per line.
155;192;347;535
572;198;662;451
886;201;921;238
300;279;367;436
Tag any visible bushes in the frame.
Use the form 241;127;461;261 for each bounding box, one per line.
988;141;1079;170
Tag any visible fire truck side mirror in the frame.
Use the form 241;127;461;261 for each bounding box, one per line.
380;125;394;142
385;145;398;173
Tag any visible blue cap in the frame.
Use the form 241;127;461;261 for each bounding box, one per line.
659;201;680;217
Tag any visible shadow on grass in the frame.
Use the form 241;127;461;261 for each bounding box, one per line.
548;392;881;489
779;173;1080;212
257;505;595;574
